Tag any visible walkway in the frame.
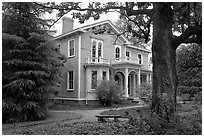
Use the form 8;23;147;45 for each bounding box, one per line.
2;104;147;129
53;104;147;123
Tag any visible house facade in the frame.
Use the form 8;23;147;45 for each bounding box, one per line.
54;17;152;104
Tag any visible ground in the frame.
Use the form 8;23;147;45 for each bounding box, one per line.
2;101;202;135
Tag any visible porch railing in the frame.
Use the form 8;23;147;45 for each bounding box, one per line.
110;57;140;64
85;57;110;64
85;57;140;65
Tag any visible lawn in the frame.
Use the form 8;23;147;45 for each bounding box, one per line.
2;101;201;135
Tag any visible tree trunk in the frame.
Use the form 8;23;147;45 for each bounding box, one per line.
151;3;178;121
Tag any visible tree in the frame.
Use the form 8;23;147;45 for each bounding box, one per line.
2;2;66;123
176;44;201;87
34;2;202;120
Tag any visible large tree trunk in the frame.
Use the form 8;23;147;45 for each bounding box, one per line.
151;3;178;120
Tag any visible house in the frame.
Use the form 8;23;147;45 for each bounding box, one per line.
54;17;152;105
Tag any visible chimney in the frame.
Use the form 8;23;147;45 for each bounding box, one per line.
62;16;74;34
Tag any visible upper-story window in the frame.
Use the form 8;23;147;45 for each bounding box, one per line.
91;39;103;62
68;39;75;57
115;45;121;60
138;54;143;64
126;51;131;60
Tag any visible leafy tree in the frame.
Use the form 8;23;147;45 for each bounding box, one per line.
176;44;201;87
34;2;202;120
2;2;66;123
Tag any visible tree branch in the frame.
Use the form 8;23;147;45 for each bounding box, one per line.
173;26;202;49
126;8;154;18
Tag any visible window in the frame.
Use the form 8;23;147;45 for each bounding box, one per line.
91;39;103;62
67;71;74;90
138;54;142;64
68;39;75;57
102;71;107;80
115;47;120;60
126;51;130;60
91;71;97;89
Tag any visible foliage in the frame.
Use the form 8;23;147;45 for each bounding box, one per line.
2;2;66;123
2;33;65;123
138;83;152;103
176;44;202;87
177;86;202;97
2;2;55;38
96;80;123;107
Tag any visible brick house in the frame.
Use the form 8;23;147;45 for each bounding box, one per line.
54;17;152;104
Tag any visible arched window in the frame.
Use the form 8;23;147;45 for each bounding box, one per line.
98;42;102;58
92;41;97;58
115;47;120;60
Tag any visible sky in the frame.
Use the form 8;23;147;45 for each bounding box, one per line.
50;10;121;36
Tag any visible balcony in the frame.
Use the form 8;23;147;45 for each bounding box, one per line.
85;57;110;65
110;57;139;65
85;57;141;66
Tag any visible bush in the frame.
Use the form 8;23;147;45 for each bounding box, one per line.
138;83;152;103
96;80;123;107
177;86;202;97
127;107;201;135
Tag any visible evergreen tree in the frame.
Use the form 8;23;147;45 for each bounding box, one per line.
2;2;66;123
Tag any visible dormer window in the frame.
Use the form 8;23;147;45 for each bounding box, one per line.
68;39;75;57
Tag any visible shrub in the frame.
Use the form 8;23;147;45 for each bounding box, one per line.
177;86;202;97
127;107;202;135
96;80;123;107
138;83;152;103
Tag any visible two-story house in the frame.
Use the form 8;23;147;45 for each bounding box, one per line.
54;17;152;105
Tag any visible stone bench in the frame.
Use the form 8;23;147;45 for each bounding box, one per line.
95;115;122;122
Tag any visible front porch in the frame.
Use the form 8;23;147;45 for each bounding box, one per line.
113;67;152;98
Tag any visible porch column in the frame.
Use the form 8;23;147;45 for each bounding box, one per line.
98;69;102;82
125;68;129;97
107;69;110;80
137;69;141;91
133;74;136;97
86;68;91;100
146;73;149;84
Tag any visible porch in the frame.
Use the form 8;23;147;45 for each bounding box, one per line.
113;68;152;98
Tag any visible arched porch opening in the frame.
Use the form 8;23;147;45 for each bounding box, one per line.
114;71;125;92
128;71;138;97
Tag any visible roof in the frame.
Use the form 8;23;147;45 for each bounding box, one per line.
54;19;151;53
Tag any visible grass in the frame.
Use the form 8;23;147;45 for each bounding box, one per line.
2;101;201;135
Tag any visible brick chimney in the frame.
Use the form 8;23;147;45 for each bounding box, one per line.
62;16;74;34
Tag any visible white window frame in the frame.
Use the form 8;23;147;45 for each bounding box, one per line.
126;50;131;60
91;38;103;59
115;45;121;61
68;39;75;58
67;71;74;91
102;71;107;81
91;70;98;90
138;53;143;64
